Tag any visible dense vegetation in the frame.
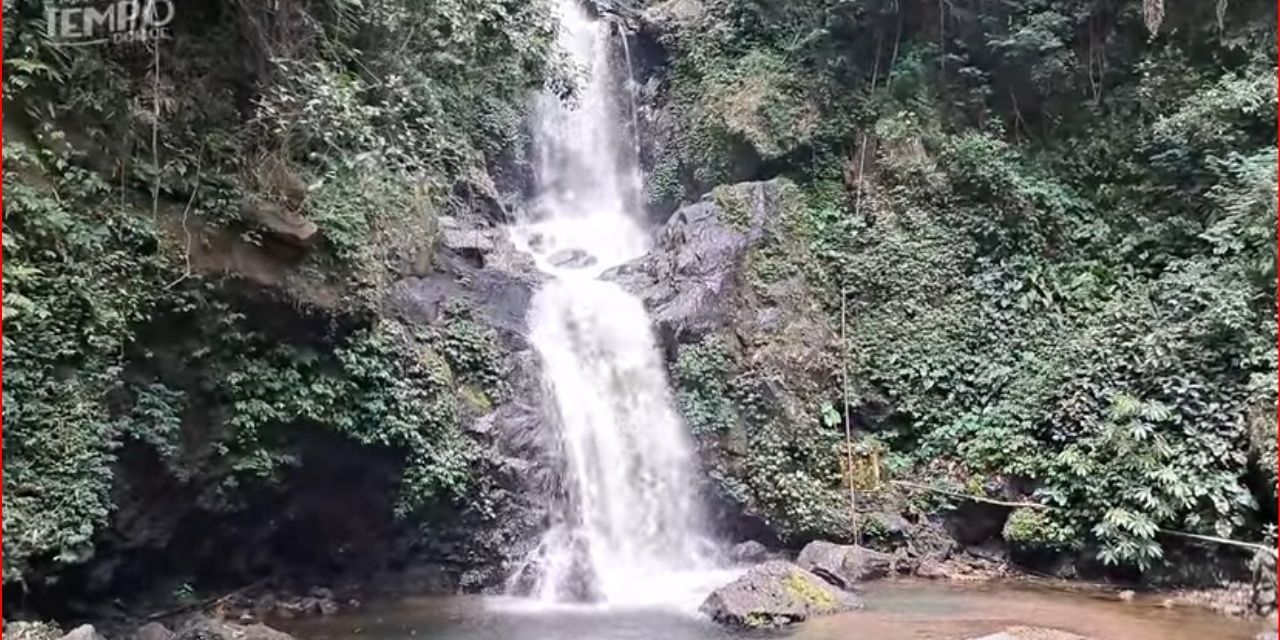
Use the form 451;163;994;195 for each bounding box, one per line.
654;0;1277;569
2;0;556;586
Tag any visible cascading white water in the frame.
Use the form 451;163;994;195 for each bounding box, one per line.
506;0;728;610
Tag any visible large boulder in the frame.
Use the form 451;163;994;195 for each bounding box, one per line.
547;248;598;270
729;540;769;563
604;194;751;343
969;628;1095;640
134;623;174;640
392;216;543;343
605;179;834;361
797;540;901;589
59;626;106;640
699;560;859;628
174;618;296;640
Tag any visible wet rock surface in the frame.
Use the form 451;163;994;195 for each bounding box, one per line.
133;623;174;640
699;560;859;628
604;192;752;343
728;540;769;564
797;540;904;589
173;618;296;640
546;248;598;270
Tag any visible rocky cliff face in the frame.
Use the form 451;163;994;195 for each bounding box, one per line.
7;161;562;618
606;179;853;545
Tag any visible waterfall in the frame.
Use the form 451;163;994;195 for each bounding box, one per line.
505;0;725;609
616;21;643;163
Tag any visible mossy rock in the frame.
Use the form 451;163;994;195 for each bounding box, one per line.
458;383;493;415
699;561;859;628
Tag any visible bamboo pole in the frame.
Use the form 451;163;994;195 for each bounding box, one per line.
841;290;858;544
890;480;1278;556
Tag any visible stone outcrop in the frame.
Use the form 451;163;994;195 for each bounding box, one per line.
605;194;750;341
57;626;106;640
729;540;769;563
796;540;904;589
606;179;834;362
174;618;296;640
700;561;859;628
606;179;847;543
392;215;543;343
969;628;1096;640
134;623;175;640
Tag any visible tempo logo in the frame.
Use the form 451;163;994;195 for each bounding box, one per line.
45;0;175;46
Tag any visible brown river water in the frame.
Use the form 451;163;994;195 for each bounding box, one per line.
279;580;1262;640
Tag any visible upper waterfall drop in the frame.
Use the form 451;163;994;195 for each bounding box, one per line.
506;0;728;609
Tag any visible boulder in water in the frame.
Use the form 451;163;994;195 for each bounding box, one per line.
134;623;174;640
729;540;769;563
174;618;296;640
699;560;859;628
969;627;1096;640
797;540;900;589
547;248;598;269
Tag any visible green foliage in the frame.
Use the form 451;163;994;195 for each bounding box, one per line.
673;338;848;540
1003;508;1073;550
219;307;506;516
2;140;181;581
1;0;543;585
673;338;739;437
664;0;1277;569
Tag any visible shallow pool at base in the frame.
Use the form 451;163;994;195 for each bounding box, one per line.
278;580;1260;640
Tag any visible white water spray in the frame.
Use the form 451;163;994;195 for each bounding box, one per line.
506;0;728;610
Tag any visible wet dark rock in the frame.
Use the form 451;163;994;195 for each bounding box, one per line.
945;501;1013;546
729;540;769;563
547;248;598;269
916;558;950;579
315;598;340;616
868;511;912;540
797;540;900;589
134;623;174;640
700;561;859;628
390;217;542;346
966;541;1011;565
603;196;750;342
251;594;278;619
384;562;459;594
